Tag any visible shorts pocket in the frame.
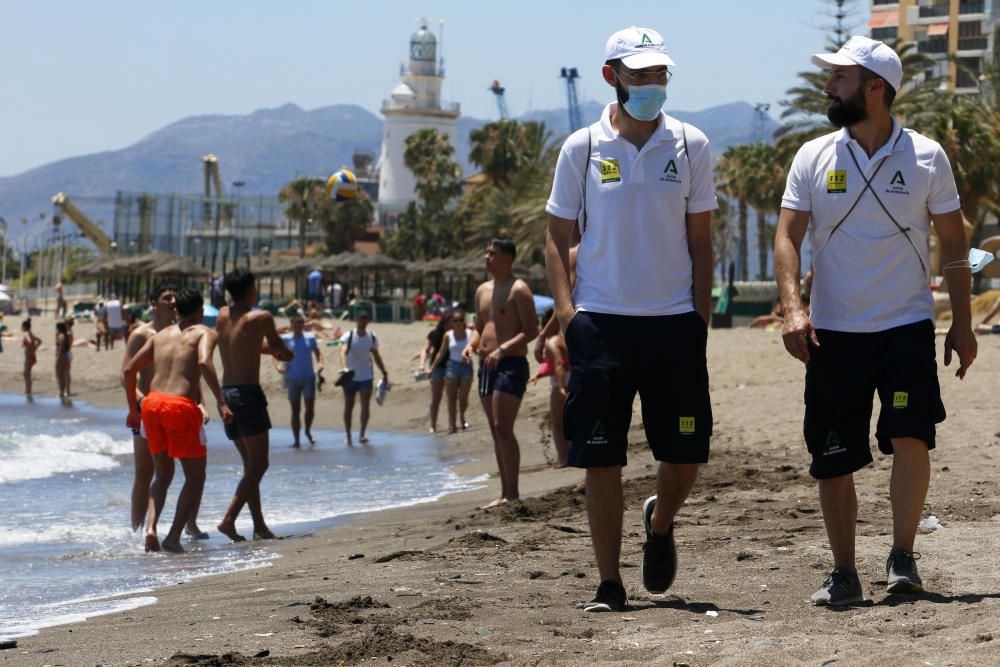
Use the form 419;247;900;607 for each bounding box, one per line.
564;311;585;346
564;368;612;444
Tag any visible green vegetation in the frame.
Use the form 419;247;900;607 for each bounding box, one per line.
717;5;999;279
382;121;556;265
278;177;370;257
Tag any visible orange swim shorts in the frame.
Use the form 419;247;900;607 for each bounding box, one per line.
141;392;206;459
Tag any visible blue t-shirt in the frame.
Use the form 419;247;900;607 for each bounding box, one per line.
282;333;319;380
307;270;323;299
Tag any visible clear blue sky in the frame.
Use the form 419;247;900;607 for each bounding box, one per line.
0;0;870;177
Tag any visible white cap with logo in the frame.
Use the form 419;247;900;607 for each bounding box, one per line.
811;35;903;92
605;27;676;69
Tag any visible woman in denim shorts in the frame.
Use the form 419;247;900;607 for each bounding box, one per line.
420;315;450;433
434;309;473;433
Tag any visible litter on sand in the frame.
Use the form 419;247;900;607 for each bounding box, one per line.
919;516;942;530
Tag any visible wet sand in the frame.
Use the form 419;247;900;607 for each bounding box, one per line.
1;313;999;666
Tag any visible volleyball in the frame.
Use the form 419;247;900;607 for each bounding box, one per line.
325;168;358;202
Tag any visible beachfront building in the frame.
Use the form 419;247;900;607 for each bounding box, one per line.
377;24;461;228
869;0;998;92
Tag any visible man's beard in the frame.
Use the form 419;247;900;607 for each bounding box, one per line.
826;87;868;128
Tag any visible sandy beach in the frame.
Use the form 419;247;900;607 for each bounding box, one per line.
1;312;999;666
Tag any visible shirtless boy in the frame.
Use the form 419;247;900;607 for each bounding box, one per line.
123;288;232;553
123;287;170;526
464;239;538;507
215;268;294;541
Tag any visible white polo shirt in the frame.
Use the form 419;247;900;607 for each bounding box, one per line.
782;120;960;333
546;103;717;316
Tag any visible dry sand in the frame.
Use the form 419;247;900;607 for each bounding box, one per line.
1;313;999;666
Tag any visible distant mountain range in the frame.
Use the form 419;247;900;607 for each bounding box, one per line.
0;100;778;246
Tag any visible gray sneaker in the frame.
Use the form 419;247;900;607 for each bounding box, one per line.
886;548;924;595
811;568;864;606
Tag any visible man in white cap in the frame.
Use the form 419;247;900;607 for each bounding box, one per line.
546;26;716;612
774;36;976;606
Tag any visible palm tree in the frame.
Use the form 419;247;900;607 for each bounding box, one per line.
326;191;373;254
744;143;788;279
778;40;935;146
462;120;557;264
381;128;464;261
716;145;755;280
404;128;463;207
278;178;333;258
906;31;1000;246
916;97;1000;245
710;195;738;283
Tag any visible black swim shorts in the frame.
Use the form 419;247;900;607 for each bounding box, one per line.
131;396;144;436
803;319;945;480
222;384;272;440
563;310;712;468
477;356;529;398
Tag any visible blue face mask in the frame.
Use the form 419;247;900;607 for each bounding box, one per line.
943;247;996;273
619;83;667;121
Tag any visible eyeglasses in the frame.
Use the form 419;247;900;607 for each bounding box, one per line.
615;67;672;86
452;318;464;323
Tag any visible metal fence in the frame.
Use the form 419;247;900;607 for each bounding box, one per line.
113;191;291;260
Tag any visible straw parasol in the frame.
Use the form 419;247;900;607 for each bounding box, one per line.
318;251;358;271
349;253;405;272
75;256;122;279
151;256;210;277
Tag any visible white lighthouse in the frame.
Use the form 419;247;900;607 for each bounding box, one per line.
377;23;460;226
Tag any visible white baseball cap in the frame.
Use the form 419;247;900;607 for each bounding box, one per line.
811;35;903;91
605;27;676;69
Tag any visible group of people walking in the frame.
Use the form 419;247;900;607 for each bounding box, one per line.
120;272;295;552
14;26;980;616
118;269;393;551
540;27;975;611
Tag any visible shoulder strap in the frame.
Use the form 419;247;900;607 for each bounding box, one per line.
681;122;690;203
581;127;591;233
347;330;353;354
681;122;690;168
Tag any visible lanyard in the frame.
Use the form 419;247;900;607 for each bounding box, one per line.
812;131;926;277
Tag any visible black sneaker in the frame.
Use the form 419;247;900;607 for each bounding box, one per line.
582;580;628;613
642;495;677;594
886;548;924;595
810;568;864;606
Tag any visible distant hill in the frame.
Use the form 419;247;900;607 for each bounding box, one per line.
0;101;777;245
522;100;778;152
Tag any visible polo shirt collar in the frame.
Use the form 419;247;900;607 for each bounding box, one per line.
598;102;675;145
835;117;904;160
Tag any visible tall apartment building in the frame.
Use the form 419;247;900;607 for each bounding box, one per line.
869;0;997;92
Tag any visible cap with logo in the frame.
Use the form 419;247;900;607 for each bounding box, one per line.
811;35;903;92
605;27;676;69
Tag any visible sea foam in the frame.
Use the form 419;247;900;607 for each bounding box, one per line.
0;430;132;484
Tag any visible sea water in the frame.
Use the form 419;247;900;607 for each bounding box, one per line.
0;393;486;641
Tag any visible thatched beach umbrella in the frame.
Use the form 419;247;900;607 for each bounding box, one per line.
344;253;405;298
151;256;210;290
319;251;357;271
152;256;210;277
75;256;119;280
